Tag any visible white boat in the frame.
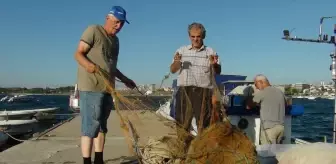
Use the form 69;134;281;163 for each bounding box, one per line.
156;75;307;163
0;119;38;135
0;94;57;143
0;110;36;120
69;84;80;113
0;107;60;121
307;96;316;100
0;94;60;120
0;94;35;103
0;96;8;102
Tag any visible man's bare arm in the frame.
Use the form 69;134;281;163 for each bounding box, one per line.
115;68;128;82
74;41;95;73
246;91;263;109
246;97;258;109
170;62;181;73
212;63;221;74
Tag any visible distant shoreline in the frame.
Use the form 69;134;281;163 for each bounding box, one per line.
6;93;172;97
8;93;71;96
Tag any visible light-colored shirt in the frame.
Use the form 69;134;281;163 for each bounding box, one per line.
253;86;286;129
173;45;220;89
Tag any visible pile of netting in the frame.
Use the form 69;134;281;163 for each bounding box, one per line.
95;67;259;164
184;122;258;164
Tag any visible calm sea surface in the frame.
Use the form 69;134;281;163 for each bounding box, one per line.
291;98;335;143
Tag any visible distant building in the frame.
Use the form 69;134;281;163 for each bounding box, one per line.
321;81;325;86
292;83;310;92
302;88;310;94
150;84;156;91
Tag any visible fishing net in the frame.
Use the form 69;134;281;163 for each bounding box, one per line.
95;67;259;164
184;122;258;164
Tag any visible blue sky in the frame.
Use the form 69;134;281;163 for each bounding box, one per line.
1;0;336;88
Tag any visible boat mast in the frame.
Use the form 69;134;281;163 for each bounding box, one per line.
331;48;336;144
282;16;336;143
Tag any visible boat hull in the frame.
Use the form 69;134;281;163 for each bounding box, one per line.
0;111;36;121
31;107;60;120
0;107;60;121
0;119;38;135
0;132;8;147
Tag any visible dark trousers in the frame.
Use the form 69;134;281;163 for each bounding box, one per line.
175;86;213;139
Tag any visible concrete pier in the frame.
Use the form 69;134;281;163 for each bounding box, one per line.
0;110;176;164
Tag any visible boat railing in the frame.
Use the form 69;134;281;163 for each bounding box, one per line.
294;138;312;145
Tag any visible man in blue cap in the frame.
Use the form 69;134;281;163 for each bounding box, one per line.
74;6;135;164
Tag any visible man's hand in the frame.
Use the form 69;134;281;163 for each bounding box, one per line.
85;62;96;73
173;52;182;62
123;78;137;89
209;54;219;64
170;52;182;74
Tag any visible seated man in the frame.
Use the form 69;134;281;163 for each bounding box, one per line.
246;74;286;145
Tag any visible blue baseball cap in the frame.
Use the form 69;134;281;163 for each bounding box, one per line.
108;6;129;24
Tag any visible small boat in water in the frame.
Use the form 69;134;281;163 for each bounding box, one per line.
0;94;35;103
156;74;306;162
0;119;38;135
0;107;60;121
307;96;316;100
0;94;60;121
0;118;37;148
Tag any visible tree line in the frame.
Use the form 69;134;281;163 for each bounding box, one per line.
284;86;299;95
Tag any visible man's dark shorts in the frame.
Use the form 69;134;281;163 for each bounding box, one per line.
79;91;114;138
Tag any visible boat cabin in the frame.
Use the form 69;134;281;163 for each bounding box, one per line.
169;74;304;145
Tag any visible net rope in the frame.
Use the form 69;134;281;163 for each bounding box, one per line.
95;66;259;164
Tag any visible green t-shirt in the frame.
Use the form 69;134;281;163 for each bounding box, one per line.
76;25;119;92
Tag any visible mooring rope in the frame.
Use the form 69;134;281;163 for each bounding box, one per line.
0;113;78;143
0;130;28;142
